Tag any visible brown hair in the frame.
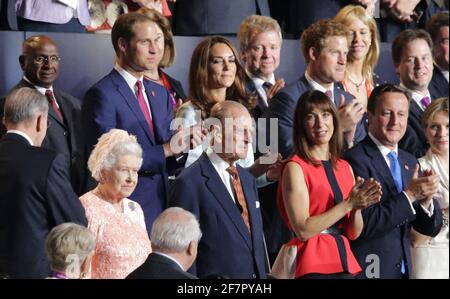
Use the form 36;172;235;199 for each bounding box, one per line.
301;19;349;64
367;84;411;114
293;90;342;167
136;8;175;67
188;36;256;119
237;14;282;52
422;97;449;128
335;5;380;85
426;11;449;42
391;29;433;67
111;12;153;56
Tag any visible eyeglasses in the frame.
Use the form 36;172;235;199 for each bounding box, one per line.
33;55;61;65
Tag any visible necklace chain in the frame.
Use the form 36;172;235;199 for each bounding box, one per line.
347;76;365;93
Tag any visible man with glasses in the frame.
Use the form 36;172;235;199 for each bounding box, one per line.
0;35;91;196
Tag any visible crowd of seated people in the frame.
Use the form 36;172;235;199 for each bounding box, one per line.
0;3;448;280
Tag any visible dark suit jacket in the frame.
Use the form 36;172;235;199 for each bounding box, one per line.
0;80;92;196
428;66;449;100
263;75;364;159
127;252;197;279
344;137;443;279
169;153;267;279
0;133;87;279
399;100;428;158
82;69;174;230
172;0;270;35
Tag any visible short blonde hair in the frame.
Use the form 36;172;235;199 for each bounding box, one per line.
237;15;282;52
422;97;449;128
88;129;143;181
45;223;95;273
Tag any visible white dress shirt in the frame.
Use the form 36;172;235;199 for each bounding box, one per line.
400;84;431;111
206;147;237;203
248;72;275;107
23;76;61;109
305;71;334;101
114;63;153;119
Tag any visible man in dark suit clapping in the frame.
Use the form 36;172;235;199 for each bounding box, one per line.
0;87;87;279
344;84;443;279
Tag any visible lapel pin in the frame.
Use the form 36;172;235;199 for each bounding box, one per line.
151;90;156;97
405;165;409;171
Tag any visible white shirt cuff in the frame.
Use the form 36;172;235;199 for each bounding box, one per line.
402;191;416;215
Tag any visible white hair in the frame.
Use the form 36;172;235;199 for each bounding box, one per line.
88;129;143;181
150;207;202;253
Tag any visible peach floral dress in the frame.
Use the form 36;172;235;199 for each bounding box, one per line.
80;191;152;279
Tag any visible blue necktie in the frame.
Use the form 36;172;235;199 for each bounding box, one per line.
387;151;407;274
387;151;403;194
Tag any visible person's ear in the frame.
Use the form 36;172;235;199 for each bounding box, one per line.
118;37;128;54
19;55;27;71
309;47;319;62
187;240;197;256
79;254;93;279
35;114;44;133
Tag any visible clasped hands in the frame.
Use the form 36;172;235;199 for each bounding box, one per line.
348;177;383;210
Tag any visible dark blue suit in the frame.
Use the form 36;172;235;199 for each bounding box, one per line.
82;69;174;230
429;66;449;100
399;100;428;158
344;137;443;279
169;153;267;279
0;133;87;278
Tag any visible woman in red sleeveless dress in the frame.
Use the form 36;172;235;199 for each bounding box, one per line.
278;90;382;279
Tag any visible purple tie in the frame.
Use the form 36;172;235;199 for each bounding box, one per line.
135;81;154;135
420;96;430;109
325;90;332;99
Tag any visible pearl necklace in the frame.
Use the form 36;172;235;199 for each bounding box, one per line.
347;76;365;93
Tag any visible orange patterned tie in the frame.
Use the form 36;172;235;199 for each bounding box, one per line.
226;166;251;232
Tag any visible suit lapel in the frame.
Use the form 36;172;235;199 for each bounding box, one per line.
398;151;414;188
199;154;253;250
334;84;354;106
363;137;400;195
111;71;156;144
52;90;69;129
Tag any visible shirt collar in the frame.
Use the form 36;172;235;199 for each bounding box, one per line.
247;71;275;89
400;83;431;109
368;132;398;157
206;146;236;172
6;130;34;146
114;63;144;92
23;76;53;95
152;252;184;271
304;71;334;98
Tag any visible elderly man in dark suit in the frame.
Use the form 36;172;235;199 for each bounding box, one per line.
0;87;87;279
344;84;442;279
128;207;201;279
0;35;91;196
82;12;203;230
169;101;267;279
